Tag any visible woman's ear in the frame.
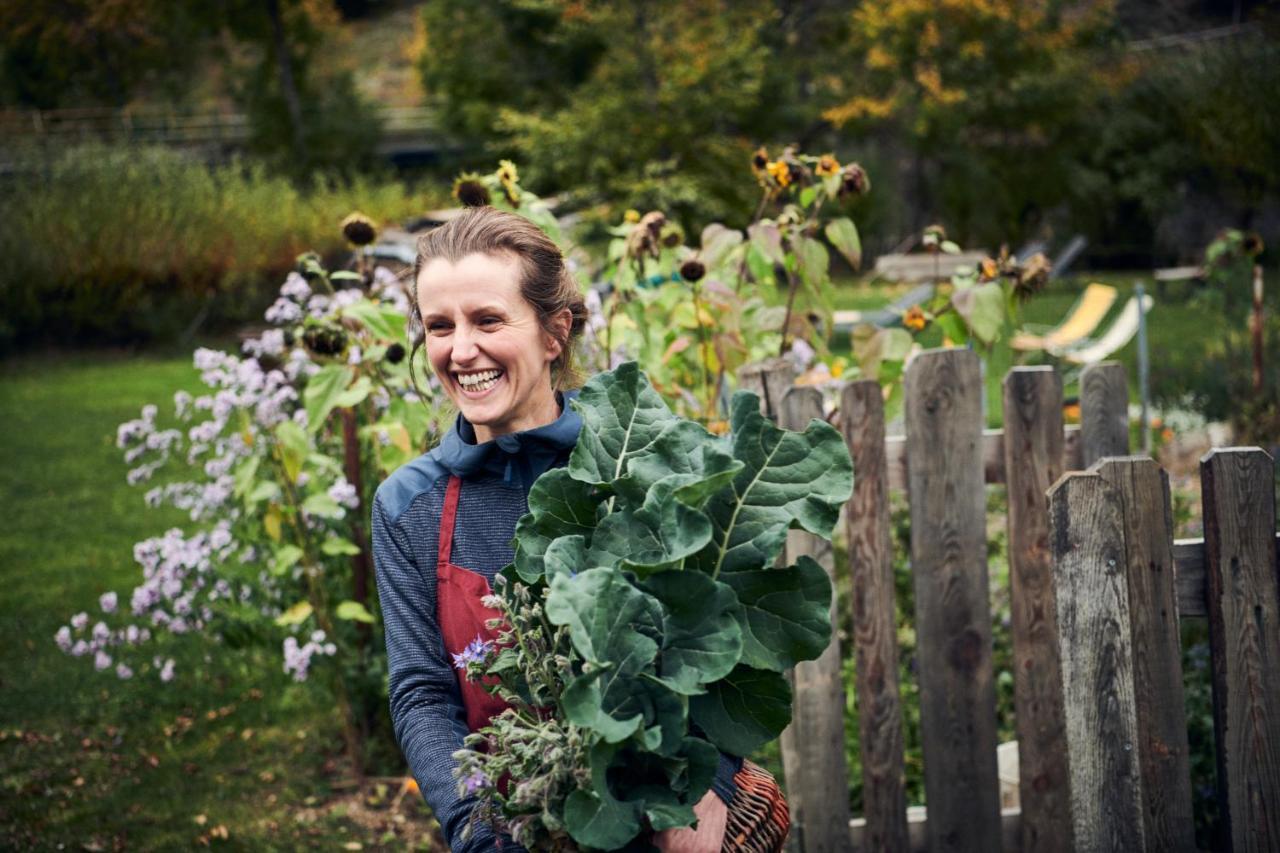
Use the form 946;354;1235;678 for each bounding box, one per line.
545;308;573;361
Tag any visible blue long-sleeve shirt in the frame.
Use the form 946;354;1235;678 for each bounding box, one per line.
372;393;740;852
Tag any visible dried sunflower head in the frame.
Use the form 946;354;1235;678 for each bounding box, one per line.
452;173;491;208
838;162;870;197
679;259;706;283
1015;253;1051;299
341;212;377;247
751;147;769;174
815;154;840;177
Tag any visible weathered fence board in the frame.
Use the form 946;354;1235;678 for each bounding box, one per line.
841;380;909;853
883;426;1083;490
1201;448;1280;852
1001;367;1073;852
1094;457;1196;850
1171;534;1280;618
739;358;797;423
1049;472;1146;852
778;387;852;853
1080;362;1129;466
903;348;1001;852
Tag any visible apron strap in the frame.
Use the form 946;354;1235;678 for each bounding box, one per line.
437;475;462;567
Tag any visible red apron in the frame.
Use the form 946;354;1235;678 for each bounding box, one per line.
436;475;515;732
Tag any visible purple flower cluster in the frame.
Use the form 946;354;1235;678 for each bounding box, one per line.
63;264;432;687
282;629;338;682
451;636;493;672
327;477;361;511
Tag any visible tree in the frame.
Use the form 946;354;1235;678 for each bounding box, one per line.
824;0;1117;244
415;0;805;226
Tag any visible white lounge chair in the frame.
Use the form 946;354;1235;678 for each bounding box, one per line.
1060;293;1154;365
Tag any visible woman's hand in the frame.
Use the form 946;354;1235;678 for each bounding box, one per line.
654;789;728;853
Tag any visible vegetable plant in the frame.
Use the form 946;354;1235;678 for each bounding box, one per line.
453;362;853;850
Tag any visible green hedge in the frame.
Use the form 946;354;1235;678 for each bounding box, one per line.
0;144;432;351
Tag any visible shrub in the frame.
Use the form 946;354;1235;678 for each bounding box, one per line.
0;144;434;351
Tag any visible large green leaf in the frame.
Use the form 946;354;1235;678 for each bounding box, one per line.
512;469;603;582
643;571;742;694
560;672;646;743
699;223;743;270
825;217;862;271
545;568;663;670
951;280;1005;344
624;421;744;509
796;235;830;291
341;299;406;343
690;665;792;757
564;743;643;849
691;391;853;578
585;478;713;574
723;556;831;670
567;363;678;488
303;365;353;433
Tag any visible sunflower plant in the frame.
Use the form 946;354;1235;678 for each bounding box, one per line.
590;147;871;424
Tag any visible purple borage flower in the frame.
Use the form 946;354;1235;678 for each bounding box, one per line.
451;636;493;671
463;769;490;795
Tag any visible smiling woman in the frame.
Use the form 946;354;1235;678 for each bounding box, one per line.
373;207;753;853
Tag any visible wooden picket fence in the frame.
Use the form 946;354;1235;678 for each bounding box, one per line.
740;348;1280;853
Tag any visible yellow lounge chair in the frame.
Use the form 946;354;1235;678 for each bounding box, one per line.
1010;283;1117;351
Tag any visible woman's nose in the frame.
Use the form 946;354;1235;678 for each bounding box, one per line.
451;323;479;362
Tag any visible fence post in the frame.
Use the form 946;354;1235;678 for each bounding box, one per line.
841;379;909;852
903;348;1002;851
1094;457;1196;849
1048;472;1146;852
1080;361;1129;466
738;357;797;423
1002;366;1073;852
1200;448;1280;852
778;386;851;853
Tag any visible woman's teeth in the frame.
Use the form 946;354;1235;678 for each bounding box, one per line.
457;370;502;392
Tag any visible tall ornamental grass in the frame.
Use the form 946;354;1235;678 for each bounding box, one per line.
0;144;432;351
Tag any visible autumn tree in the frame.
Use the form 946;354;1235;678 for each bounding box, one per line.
824;0;1118;244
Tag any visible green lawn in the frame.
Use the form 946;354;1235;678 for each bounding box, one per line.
0;347;442;851
822;272;1230;427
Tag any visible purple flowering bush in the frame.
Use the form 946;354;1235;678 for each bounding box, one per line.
54;244;453;773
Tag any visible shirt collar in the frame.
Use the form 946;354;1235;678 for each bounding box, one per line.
435;389;582;488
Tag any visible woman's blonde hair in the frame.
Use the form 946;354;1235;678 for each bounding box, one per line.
407;207;588;391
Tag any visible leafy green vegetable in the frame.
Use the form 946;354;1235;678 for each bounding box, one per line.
454;363;852;851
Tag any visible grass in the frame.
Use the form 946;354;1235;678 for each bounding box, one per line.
0;348;442;851
820;272;1234;427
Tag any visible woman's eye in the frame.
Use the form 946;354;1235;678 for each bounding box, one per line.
479;316;502;327
427;321;451;333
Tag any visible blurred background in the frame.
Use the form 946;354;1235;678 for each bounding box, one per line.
1;0;1276;849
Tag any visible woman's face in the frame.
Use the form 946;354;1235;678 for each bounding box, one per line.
416;252;564;443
